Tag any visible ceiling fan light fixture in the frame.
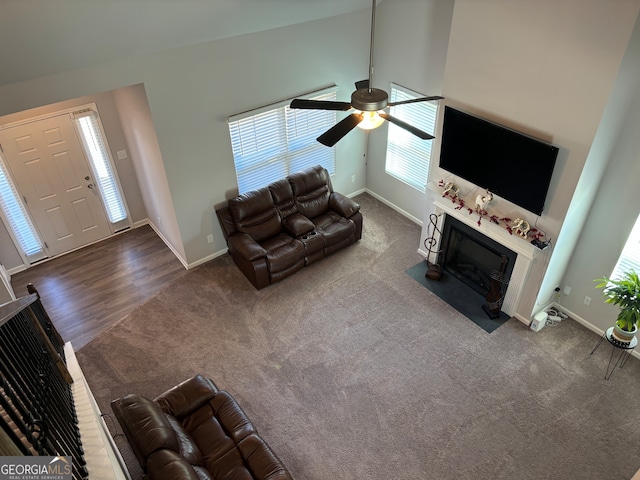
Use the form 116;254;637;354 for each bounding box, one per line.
351;88;388;111
356;110;385;130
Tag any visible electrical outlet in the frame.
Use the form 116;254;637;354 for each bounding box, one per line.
207;234;214;244
351;175;356;183
584;296;591;306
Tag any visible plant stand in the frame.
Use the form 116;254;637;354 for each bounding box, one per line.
590;326;638;380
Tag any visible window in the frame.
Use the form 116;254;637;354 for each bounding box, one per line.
228;87;337;194
0;152;45;261
385;83;438;193
611;213;640;280
72;109;128;227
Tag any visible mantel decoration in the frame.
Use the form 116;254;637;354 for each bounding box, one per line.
438;179;545;242
595;270;640;344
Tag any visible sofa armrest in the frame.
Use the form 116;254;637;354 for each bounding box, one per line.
111;394;179;468
154;374;219;418
282;213;315;237
227;233;268;261
329;192;360;218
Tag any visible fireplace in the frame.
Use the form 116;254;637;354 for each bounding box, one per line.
420;186;540;318
441;216;516;297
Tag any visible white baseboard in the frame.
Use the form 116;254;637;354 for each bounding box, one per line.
186;249;228;269
145;220;189;270
364;189;423;226
540;302;640;360
513;313;530;326
348;188;367;198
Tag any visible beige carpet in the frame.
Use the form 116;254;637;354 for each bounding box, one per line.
77;193;640;480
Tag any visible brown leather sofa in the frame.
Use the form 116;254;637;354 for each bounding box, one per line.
111;374;292;480
216;165;363;289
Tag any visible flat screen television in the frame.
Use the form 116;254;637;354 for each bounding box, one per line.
439;106;559;216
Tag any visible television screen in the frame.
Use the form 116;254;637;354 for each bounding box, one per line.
439;106;559;216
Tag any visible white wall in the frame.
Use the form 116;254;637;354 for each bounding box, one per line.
559;14;640;332
424;0;640;320
366;0;455;222
112;84;187;265
0;10;372;266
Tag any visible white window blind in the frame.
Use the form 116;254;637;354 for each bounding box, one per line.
611;213;640;280
0;154;44;258
73;110;128;224
228;87;337;194
385;83;438;193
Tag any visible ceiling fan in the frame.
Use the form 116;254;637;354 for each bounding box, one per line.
289;0;444;147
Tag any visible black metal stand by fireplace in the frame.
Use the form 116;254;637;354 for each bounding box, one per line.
423;213;443;280
438;216;516;319
482;257;510;319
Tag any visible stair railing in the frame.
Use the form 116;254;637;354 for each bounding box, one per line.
0;286;88;479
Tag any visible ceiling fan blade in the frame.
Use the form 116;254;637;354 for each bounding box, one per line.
387;96;445;107
355;79;370;90
290;98;352;111
380;113;435;140
317;113;364;147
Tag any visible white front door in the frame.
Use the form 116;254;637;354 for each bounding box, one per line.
0;114;112;257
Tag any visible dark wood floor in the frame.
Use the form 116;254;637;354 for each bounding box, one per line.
10;225;186;350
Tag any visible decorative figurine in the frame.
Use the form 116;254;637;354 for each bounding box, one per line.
475;190;493;212
442;182;459;199
511;218;530;238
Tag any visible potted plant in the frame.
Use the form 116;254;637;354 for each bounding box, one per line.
595;270;640;343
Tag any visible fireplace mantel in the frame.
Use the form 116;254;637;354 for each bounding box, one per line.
432;197;538;260
420;183;541;317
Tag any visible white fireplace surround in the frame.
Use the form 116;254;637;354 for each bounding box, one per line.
418;185;539;317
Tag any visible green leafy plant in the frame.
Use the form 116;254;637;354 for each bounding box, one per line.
595;270;640;331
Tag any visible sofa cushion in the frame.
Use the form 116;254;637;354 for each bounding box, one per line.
228;188;282;242
146;449;206;480
155;375;219;419
175;391;256;473
261;234;306;273
268;179;297;219
313;212;356;247
207;433;291;480
166;415;204;467
289;166;331;219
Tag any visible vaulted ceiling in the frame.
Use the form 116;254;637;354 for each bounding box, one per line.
0;0;381;86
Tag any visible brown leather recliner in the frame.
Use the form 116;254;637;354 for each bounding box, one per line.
216;165;363;289
111;375;292;480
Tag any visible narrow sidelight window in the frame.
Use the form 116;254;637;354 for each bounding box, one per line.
0;152;45;261
73;109;128;225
